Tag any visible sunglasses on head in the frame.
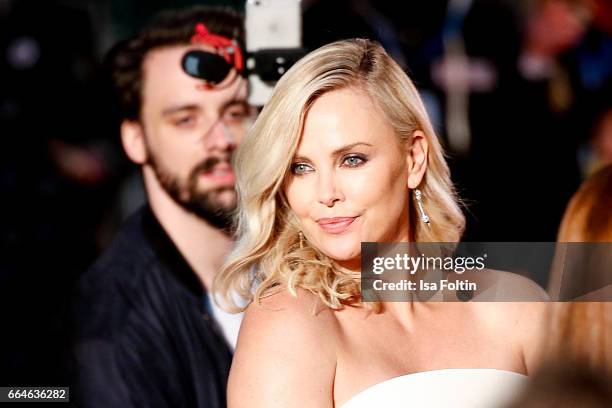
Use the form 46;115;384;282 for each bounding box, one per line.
181;23;244;89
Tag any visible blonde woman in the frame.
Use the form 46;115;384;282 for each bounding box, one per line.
216;39;547;407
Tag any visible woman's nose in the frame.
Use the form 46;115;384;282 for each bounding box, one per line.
316;170;344;207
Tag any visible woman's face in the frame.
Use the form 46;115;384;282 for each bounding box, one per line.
284;87;419;270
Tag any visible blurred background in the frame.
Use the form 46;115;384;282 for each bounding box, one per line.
0;0;610;387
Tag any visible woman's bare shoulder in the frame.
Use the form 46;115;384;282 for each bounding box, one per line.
241;286;340;333
228;287;338;408
463;268;549;302
465;269;550;374
466;269;549;324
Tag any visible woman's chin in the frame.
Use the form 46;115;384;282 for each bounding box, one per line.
318;243;361;269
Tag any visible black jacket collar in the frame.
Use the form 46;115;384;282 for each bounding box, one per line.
140;205;205;303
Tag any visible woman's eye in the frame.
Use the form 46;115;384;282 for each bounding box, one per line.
291;163;313;175
342;155;366;167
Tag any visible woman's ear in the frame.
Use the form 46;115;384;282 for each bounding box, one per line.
120;120;148;165
406;130;428;189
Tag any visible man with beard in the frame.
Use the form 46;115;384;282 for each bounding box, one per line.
71;7;252;407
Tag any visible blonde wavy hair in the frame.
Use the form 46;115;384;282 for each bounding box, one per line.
215;39;465;311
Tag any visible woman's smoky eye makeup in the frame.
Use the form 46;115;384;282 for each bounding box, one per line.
290;153;369;175
341;153;368;167
290;162;314;175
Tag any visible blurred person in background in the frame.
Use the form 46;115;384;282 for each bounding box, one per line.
519;0;592;86
507;361;612;407
556;163;612;241
509;164;612;407
71;6;252;407
579;105;612;176
555;0;612;178
435;0;593;241
548;164;612;370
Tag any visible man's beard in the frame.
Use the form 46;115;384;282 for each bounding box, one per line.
147;150;236;232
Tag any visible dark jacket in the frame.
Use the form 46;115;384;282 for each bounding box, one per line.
71;205;232;407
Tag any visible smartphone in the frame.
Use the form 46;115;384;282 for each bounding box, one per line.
246;0;301;51
246;0;302;105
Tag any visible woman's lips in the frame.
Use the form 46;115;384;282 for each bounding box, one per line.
316;217;357;234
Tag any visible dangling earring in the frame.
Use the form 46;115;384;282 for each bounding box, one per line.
414;189;431;227
298;231;304;249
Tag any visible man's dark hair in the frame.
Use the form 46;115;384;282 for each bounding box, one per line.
110;6;244;121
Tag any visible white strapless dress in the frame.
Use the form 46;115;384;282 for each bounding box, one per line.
340;369;527;408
